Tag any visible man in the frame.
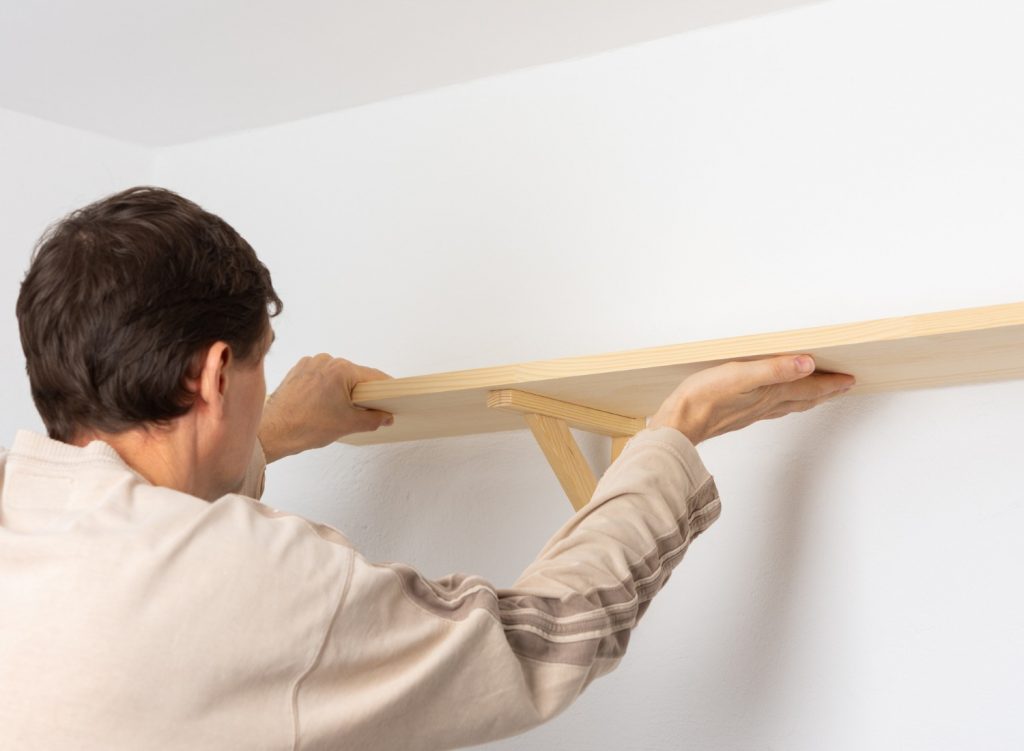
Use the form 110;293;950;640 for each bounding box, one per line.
0;186;854;750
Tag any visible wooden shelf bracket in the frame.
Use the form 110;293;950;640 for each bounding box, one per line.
487;389;646;511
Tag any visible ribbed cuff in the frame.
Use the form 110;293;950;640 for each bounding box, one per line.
622;425;712;484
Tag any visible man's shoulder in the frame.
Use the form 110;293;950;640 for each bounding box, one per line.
153;485;356;561
129;484;354;573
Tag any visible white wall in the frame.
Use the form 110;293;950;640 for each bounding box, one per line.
0;108;152;436
4;0;1024;747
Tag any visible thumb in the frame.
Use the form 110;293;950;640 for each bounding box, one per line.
353;408;395;432
738;354;816;390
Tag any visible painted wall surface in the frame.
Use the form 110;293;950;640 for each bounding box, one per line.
3;0;1024;747
0;108;152;436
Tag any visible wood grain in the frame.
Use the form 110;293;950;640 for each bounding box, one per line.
340;300;1024;446
487;389;645;437
521;413;597;511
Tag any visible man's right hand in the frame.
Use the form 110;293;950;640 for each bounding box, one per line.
647;355;856;445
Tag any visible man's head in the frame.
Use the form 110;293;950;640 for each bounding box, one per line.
16;186;283;498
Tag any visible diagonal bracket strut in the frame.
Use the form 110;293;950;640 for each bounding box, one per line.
487;389;645;511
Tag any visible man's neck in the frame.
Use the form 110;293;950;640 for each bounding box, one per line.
70;424;209;500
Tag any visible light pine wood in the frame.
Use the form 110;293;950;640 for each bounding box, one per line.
488;389;643;508
339;300;1024;447
610;435;630;464
521;412;597;511
486;389;645;437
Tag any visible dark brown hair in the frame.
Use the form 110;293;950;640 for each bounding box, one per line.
16;186;283;443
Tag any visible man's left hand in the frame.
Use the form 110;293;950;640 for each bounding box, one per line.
258;354;395;463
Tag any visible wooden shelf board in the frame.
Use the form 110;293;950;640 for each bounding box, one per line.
339;301;1024;446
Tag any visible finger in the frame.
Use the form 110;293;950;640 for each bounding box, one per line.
736;355;857;396
364;367;395;380
733;354;818;392
353;408;395;431
776;371;856;402
284;356;312;375
349;363;395;381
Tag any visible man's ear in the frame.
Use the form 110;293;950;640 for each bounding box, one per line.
197;342;232;418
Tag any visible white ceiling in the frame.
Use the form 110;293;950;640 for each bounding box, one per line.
0;0;815;147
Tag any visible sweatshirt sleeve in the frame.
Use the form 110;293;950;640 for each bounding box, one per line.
295;425;721;751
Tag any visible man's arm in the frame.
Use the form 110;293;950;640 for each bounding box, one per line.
233;435;268;499
293;425;721;750
248;352;851;747
259;354;394;464
230;354;394;498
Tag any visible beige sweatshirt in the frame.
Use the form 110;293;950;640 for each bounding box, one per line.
0;425;720;750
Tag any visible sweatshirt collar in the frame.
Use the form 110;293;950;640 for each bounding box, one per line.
9;429;145;481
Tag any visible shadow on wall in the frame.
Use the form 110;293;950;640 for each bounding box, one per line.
337;426;588;581
336;388;885;739
678;390;887;737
